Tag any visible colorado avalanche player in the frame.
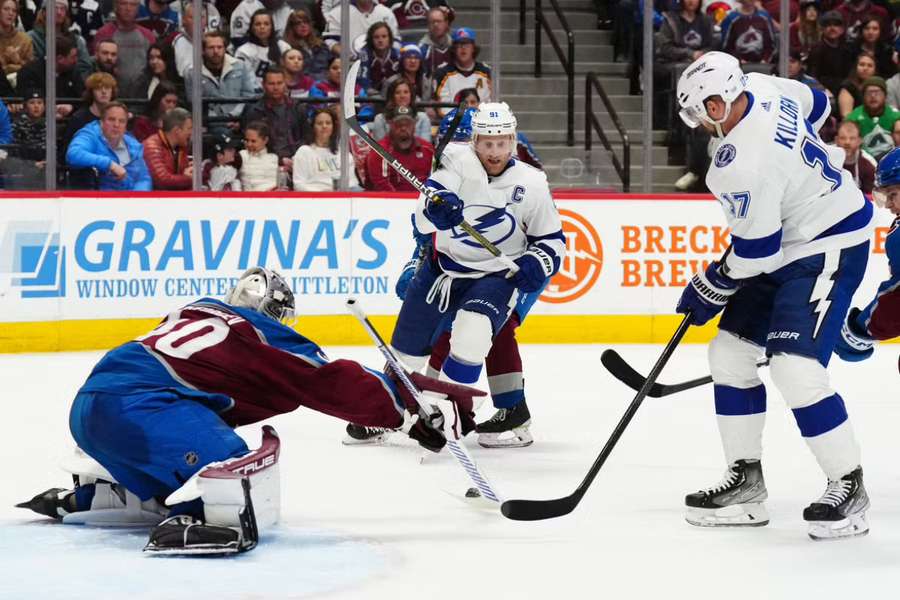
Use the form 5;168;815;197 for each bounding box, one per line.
16;267;481;555
675;52;874;539
388;102;564;445
835;147;900;361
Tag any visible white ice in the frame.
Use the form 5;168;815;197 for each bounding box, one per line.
2;344;900;600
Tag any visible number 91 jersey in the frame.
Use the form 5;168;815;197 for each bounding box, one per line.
706;73;873;280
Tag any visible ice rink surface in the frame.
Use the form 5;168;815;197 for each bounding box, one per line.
2;343;900;600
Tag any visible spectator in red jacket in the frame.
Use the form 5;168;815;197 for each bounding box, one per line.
142;106;193;190
365;105;433;192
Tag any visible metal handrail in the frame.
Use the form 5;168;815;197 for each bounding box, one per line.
535;0;575;146
585;72;630;192
519;0;527;44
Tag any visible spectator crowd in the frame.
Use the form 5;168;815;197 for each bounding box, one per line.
625;0;900;193
0;0;534;192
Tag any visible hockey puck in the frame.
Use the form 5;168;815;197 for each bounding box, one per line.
465;487;481;498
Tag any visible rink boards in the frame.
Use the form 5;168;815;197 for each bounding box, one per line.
0;191;894;353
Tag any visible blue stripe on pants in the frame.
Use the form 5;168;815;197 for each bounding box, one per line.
791;393;848;437
714;384;767;416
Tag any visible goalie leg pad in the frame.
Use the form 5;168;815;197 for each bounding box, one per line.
166;425;281;530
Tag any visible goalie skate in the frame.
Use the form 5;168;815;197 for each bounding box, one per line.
804;467;870;541
343;423;393;446
685;459;769;527
476;400;533;448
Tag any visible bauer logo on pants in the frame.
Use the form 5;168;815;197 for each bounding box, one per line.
539;209;603;304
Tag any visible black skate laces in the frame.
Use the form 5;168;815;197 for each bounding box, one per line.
816;479;853;506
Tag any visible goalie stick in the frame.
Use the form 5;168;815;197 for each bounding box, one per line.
601;349;770;397
341;60;519;273
345;298;503;505
500;314;693;521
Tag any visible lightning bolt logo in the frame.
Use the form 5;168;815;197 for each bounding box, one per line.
450;205;516;247
809;252;840;338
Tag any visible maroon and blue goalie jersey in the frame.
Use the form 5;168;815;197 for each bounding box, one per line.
78;298;406;428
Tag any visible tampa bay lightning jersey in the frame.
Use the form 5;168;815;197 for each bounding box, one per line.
706;73;874;280
78;298;400;426
859;217;900;339
412;143;565;278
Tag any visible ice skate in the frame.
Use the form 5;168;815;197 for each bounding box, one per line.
475;400;533;448
804;467;869;541
342;423;393;446
685;459;769;527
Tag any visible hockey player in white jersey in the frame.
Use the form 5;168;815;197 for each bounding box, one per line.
389;102;565;444
675;52;873;540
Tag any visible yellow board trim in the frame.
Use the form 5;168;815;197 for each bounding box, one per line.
1;315;896;353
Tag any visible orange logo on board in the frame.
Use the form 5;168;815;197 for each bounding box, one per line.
540;209;603;303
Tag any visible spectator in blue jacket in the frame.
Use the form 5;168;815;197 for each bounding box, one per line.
66;101;153;191
0;99;12;145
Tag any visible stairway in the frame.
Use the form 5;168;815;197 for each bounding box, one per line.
400;0;682;191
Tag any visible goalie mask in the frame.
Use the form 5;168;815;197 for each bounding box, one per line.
225;267;295;323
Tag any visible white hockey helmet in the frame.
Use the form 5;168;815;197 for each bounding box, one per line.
471;102;517;138
676;51;747;134
225;267;295;323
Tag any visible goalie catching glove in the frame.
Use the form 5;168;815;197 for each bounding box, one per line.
677;261;739;325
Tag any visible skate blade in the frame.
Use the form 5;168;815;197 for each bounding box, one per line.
808;514;869;541
143;543;240;556
341;433;390;446
685;503;769;527
477;427;533;449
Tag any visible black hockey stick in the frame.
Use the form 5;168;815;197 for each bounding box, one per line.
500;314;693;521
341;60;518;272
601;349;770;398
432;100;466;170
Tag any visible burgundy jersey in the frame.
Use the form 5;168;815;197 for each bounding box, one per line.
80;298;405;429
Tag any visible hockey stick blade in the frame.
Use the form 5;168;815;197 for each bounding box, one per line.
501;315;693;521
501;492;582;521
601;349;674;398
602;349;770;397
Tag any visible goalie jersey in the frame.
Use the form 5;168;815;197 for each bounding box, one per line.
707;73;874;280
77;299;404;427
412;143;565;279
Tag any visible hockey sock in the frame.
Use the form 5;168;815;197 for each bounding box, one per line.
792;394;861;480
714;384;766;464
441;353;482;385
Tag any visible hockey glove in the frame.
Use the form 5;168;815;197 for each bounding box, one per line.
511;244;557;292
676;261;738;326
423;189;464;230
395;258;419;300
834;308;875;362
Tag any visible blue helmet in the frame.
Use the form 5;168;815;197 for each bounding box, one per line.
438;107;477;142
876;147;900;188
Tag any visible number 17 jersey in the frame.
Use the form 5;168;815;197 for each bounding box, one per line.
706;73;873;280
